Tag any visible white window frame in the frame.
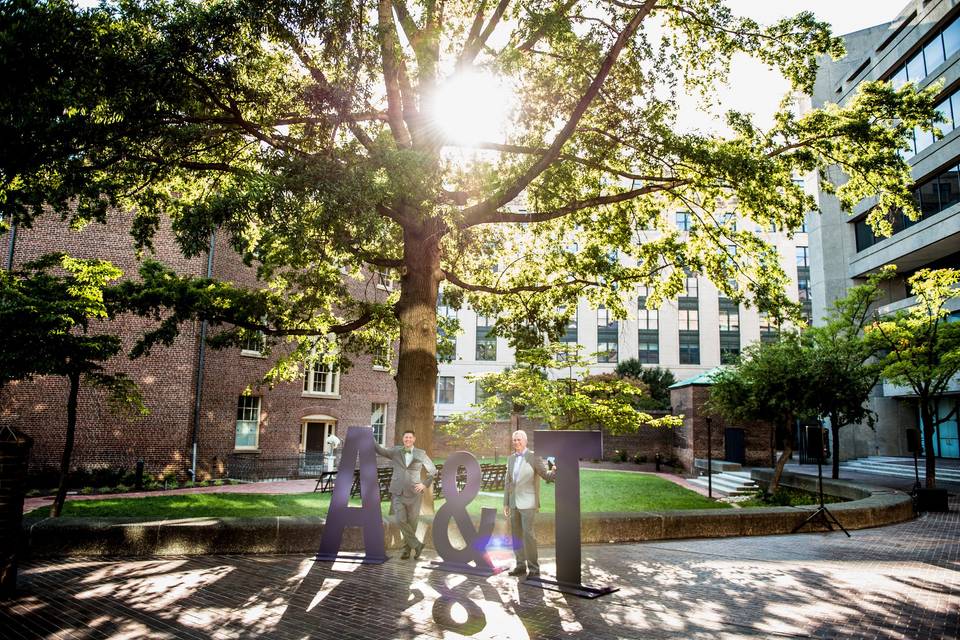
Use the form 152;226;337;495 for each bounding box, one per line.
240;331;266;358
235;396;261;451
373;341;393;371
375;269;396;291
436;376;455;404
303;360;341;397
371;403;387;445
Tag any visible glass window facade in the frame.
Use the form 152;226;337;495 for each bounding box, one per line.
436;376;455;404
854;162;960;252
597;306;618;363
890;14;960;90
637;296;658;364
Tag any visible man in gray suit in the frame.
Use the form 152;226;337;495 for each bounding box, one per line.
375;429;437;559
503;429;555;578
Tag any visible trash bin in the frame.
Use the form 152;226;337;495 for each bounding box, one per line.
0;426;32;598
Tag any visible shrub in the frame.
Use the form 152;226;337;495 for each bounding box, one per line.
79;486;95;495
633;454;648;464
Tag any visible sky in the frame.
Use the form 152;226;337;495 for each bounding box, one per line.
680;0;913;133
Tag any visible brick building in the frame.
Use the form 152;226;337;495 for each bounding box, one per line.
0;212;398;481
669;370;773;472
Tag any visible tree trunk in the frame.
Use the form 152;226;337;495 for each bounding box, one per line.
51;371;80;518
768;418;795;494
830;413;841;480
919;401;937;489
394;224;442;454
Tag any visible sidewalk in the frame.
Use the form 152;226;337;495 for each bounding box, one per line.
3;494;957;638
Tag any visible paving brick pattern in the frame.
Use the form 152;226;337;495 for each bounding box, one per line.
2;494;957;639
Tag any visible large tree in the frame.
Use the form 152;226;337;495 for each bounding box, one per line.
866;268;960;489
2;0;936;452
0;254;146;517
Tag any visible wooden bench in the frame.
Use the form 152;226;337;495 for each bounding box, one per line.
340;467;394;501
479;464;507;491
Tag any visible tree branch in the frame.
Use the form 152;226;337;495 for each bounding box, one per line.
462;179;685;227
462;0;658;226
378;0;414;148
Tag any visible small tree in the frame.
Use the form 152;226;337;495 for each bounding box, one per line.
448;344;680;436
806;270;888;479
615;360;676;410
0;254;146;516
865;268;960;489
708;333;813;492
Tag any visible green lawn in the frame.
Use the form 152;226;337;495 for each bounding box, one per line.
25;470;729;519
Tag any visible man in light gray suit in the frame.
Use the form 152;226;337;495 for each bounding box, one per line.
503;429;555;578
375;429;437;559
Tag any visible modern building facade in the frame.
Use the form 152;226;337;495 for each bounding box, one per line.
434;209;811;419
0;212;399;480
809;0;960;459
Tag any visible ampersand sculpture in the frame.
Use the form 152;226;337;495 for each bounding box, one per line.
430;451;501;575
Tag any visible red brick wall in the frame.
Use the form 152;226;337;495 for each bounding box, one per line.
0;212;399;481
670;385;772;472
0;210;205;479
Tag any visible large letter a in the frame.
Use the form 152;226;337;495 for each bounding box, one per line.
315;426;388;563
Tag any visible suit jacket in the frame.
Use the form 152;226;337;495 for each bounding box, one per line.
504;450;555;511
374;443;437;498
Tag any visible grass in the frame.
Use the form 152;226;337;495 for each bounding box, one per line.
25;469;729;519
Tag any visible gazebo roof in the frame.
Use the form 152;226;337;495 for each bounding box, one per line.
668;367;726;389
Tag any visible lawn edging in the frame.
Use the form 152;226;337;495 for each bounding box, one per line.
19;471;913;557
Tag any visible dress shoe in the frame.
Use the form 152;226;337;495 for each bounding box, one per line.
400;547;411;560
526;571;540;580
508;565;527;576
413;542;424;559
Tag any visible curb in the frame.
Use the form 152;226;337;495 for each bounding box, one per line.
20;471;914;557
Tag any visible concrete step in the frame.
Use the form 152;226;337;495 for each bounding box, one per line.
689;472;759;495
841;458;960;483
694;459;743;473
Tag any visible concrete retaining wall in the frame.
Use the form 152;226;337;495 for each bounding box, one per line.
21;472;914;557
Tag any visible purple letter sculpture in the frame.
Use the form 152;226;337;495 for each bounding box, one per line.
430;451;501;576
532;430;617;598
315;426;388;564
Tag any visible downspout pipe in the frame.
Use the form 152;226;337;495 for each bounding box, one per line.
5;220;16;270
190;231;216;480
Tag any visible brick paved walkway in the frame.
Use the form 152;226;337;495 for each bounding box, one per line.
3;496;957;639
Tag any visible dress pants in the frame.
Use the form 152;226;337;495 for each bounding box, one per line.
509;507;539;572
391;493;423;550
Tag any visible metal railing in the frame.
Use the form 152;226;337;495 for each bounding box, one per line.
227;453;330;482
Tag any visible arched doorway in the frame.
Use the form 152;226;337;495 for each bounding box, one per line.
301;415;337;473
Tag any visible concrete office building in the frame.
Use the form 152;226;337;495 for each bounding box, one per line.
434;208;811;419
809;0;960;459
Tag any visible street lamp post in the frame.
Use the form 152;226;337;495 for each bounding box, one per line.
706;416;713;499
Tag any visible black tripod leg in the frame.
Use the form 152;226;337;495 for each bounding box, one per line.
819;506;851;537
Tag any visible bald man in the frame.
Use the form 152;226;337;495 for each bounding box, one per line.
503;429;556;578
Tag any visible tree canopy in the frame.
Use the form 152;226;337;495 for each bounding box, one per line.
866;268;960;488
1;0;937;449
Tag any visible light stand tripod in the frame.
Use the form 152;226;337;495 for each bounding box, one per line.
792;429;850;537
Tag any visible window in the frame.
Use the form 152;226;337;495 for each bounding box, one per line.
373;341;393;370
371;403;387;445
240;331;265;356
718;304;740;331
637;305;658;331
304;360;340;396
476;315;497;360
681;273;698;298
637;338;659;364
558;306;578;343
596;306;618;363
798;276;811;301
679;332;700;365
597;340;618;363
796;246;809;268
760;312;779;344
675;211;692;231
375;269;396;291
235;396;260;450
887;14;960;89
722;212;737;231
436;376;455;404
719;299;740;365
678;308;699;331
